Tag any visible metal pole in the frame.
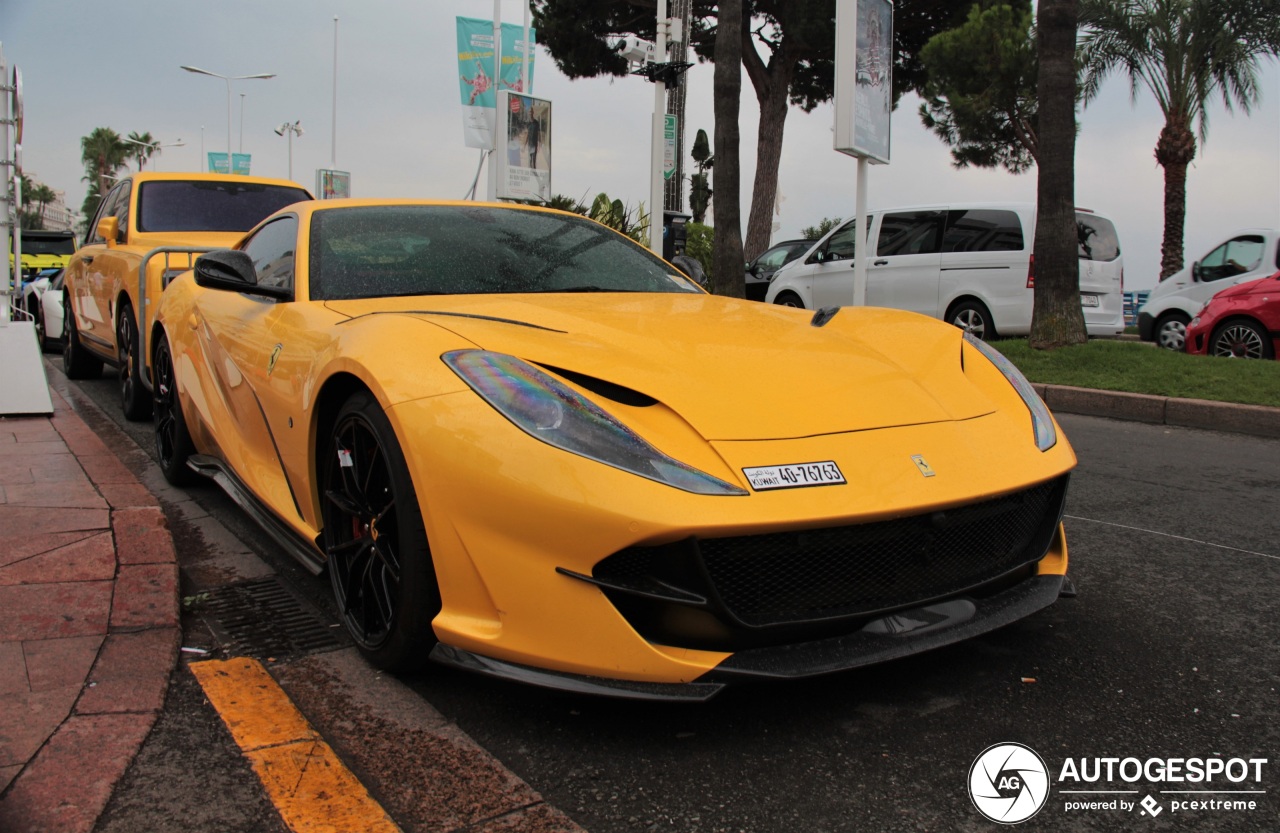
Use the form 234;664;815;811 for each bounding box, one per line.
486;0;501;201
523;2;532;93
331;16;338;166
200;126;205;171
649;0;668;253
1;43;11;311
225;76;232;173
239;93;245;153
287;131;293;181
853;156;868;307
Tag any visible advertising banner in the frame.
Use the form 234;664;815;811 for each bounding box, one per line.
496;91;551;202
207;152;252;175
663;114;678;181
457;16;536;150
833;0;893;163
316;169;351;200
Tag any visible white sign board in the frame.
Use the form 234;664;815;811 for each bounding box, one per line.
834;0;893;163
496;91;552;202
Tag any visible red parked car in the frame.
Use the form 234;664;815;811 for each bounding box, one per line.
1185;271;1280;359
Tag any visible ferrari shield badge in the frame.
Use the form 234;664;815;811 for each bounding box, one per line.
911;455;936;477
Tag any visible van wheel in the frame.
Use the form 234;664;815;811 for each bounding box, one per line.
773;292;806;309
118;305;153;421
949;300;997;341
63;300;104;379
1155;312;1190;351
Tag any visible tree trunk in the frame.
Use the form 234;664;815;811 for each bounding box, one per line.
742;39;794;263
710;0;745;298
1155;119;1196;279
1028;0;1086;349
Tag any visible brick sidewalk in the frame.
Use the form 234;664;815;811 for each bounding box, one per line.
0;387;180;833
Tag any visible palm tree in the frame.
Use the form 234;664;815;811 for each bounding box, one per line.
126;130;157;170
1080;0;1280;278
31;183;57;228
80;127;129;204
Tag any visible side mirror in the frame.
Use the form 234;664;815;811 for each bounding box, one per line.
1190;261;1201;281
194;250;291;300
97;216;119;246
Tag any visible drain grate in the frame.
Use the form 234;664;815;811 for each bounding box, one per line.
199;577;348;660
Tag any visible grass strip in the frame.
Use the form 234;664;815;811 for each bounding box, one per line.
993;338;1280;409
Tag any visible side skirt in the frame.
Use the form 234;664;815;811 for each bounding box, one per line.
187;454;326;576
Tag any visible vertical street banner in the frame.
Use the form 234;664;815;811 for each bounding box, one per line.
833;0;893;163
207;153;252;175
496;91;551;202
457;17;536;150
663;114;678;181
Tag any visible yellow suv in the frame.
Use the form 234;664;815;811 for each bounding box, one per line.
63;172;312;419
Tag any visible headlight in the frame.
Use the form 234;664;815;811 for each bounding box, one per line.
964;334;1057;451
444;351;747;496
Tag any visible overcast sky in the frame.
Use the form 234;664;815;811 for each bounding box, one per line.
3;0;1278;289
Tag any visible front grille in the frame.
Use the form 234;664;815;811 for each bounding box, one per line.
592;476;1067;645
701;478;1065;625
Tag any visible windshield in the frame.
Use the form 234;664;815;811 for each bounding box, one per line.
16;233;76;256
308;205;701;300
136;180;311;233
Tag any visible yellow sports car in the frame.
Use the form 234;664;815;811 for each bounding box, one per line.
154;199;1076;701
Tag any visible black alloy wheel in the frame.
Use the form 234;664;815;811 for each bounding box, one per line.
62;296;104;379
152;334;196;486
117;305;152;421
321;391;439;672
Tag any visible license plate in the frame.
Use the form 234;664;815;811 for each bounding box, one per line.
1080;294;1100;307
743;461;846;491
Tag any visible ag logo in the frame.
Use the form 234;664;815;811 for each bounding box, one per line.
968;742;1050;824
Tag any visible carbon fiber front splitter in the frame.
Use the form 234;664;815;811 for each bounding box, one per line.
429;574;1067;702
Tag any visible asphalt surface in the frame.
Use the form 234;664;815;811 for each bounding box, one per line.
24;361;1280;832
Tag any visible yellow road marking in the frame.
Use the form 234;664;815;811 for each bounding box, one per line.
191;657;401;833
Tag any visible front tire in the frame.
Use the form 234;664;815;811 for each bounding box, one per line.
1210;319;1273;360
152;334;197;486
62;299;104;379
117;305;152;421
321;391;440;672
1155;312;1190;351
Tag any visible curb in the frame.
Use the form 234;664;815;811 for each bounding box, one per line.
0;377;180;833
1035;384;1280;439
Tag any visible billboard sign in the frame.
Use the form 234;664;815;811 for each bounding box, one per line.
457;17;537;150
833;0;893;163
316;169;351;200
663;114;678;180
496;91;551;202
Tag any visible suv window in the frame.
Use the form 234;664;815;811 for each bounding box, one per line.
942;209;1024;252
87;182;130;244
877;211;944;256
1198;235;1265;282
136;181;311;233
1076;213;1120;261
818;217;873;261
241;216;299;291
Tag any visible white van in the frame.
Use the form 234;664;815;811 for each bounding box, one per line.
1136;228;1280;350
764;203;1126;338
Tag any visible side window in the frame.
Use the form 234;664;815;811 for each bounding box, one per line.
241;216;298;291
86;183;127;244
817;217;874;261
1199;235;1264;282
1076;214;1120;262
877;211;943;256
112;181;133;239
942;209;1024;252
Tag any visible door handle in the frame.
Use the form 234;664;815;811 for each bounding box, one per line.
873;259;889;266
81;255;94;264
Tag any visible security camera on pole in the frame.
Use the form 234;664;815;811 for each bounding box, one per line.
274;121;304;180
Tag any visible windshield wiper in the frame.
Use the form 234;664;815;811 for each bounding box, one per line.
528;285;635;293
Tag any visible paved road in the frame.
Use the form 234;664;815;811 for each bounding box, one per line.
65;364;1280;832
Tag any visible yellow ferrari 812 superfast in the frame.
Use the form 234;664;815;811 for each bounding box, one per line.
153;199;1076;701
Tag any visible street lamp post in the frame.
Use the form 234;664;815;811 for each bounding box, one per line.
180;65;275;173
124;137;186;171
274;121;304;180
